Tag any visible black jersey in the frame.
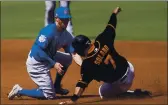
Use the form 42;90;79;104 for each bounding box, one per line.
79;13;129;86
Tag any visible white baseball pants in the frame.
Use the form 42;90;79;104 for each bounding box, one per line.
99;61;135;99
26;51;72;99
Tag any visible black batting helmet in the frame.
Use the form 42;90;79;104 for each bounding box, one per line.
72;35;91;56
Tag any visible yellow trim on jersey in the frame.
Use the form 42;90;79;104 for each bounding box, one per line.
107;24;115;30
84;41;100;59
78;80;88;85
88;44;95;54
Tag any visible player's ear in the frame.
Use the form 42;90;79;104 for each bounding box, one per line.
55;17;59;22
55;18;63;25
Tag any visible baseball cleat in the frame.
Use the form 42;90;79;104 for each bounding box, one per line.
116;89;152;98
55;88;69;95
134;89;152;97
8;84;22;100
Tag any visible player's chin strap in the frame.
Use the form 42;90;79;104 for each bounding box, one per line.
71;53;83;66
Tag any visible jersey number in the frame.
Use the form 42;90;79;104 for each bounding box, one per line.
104;54;116;69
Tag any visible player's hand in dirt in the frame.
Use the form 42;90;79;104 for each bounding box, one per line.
113;7;122;14
59;100;76;105
54;62;64;75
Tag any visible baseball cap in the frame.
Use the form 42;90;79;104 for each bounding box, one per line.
55;7;71;19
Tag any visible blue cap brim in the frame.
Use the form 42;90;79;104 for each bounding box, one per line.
56;15;71;19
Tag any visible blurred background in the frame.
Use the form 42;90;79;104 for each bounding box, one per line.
1;1;167;41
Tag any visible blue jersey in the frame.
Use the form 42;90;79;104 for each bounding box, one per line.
29;23;74;68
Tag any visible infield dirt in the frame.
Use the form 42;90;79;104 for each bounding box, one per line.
1;40;167;104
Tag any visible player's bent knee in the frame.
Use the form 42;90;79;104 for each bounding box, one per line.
42;91;56;100
40;87;56;100
98;84;112;99
99;85;104;99
65;55;73;67
99;83;124;98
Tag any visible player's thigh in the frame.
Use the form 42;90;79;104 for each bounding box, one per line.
99;62;135;98
27;67;55;99
54;51;72;67
99;83;123;98
122;61;135;85
99;82;132;98
127;61;135;80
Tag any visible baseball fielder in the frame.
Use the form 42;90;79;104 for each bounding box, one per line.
45;1;73;35
8;7;82;100
59;7;135;104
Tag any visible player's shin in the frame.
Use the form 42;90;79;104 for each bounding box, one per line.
18;88;45;99
54;66;68;88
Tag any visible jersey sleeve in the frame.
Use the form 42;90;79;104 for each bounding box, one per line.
35;33;56;67
102;13;117;37
76;65;93;89
64;44;75;53
96;13;117;44
63;32;75;53
36;34;49;50
107;13;117;29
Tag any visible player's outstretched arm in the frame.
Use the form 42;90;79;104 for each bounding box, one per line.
108;7;122;29
59;75;92;104
113;7;122;15
59;87;85;105
71;52;83;66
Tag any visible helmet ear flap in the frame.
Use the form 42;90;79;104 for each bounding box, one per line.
85;40;91;46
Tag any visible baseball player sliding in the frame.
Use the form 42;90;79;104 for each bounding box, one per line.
59;7;135;105
8;7;82;100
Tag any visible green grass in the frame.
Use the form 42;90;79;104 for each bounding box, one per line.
1;1;167;41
